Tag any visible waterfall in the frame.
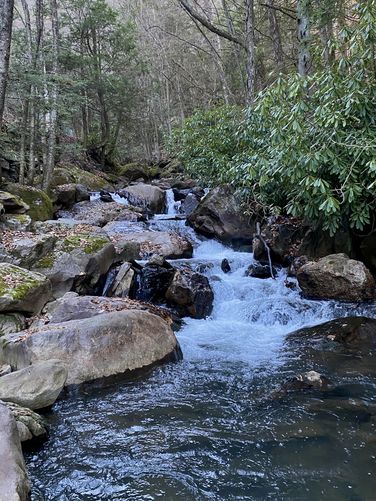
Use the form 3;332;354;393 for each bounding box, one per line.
165;188;181;215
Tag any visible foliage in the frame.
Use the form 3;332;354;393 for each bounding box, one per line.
168;1;376;235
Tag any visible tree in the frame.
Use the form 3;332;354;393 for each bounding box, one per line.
0;0;14;128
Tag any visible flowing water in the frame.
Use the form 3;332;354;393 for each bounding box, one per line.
25;195;376;500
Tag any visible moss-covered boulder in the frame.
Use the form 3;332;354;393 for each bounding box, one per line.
0;314;26;337
51;165;114;191
32;233;116;298
0;214;32;232
5;184;53;221
117;163;160;182
0;264;52;314
0;191;29;214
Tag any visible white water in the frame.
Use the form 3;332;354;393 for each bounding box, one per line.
89;192;129;205
165;188;181;215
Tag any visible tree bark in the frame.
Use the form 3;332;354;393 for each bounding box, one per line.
267;0;284;70
0;0;14;128
297;0;311;76
244;0;256;104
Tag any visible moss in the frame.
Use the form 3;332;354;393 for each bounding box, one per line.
33;253;56;269
117;163;160;181
62;235;109;254
5;184;53;221
0;265;45;300
53;165;113;191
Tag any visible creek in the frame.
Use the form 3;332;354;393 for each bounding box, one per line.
25;193;376;500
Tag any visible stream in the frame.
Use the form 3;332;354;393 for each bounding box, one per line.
25;192;376;500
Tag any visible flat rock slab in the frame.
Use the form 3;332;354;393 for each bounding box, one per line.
115;231;193;260
1;310;178;385
0;360;67;410
0;402;30;500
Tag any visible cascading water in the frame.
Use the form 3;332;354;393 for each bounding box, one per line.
25;203;376;500
165;188;181;215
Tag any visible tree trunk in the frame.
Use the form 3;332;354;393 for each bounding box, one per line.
297;0;311;76
267;0;284;70
244;0;256;104
0;0;14;128
43;0;59;190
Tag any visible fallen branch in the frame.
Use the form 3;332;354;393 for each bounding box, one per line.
254;222;275;279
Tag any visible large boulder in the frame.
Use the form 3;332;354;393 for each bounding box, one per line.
32;233;115;297
119;183;166;213
116;231;193;260
0;314;26;337
5;184;53;221
187;186;255;246
0;310;179;385
166;269;214;319
62;200;143;227
107;262;135;298
51;165;114;191
0;264;52;314
134;261;175;303
0;191;29;214
297;254;375;301
0;402;30;500
0;360;67;410
117;163;160;182
52;183;90;209
0;214;32;232
5;233;57;268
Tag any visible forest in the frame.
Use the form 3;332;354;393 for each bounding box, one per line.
1;1;376;500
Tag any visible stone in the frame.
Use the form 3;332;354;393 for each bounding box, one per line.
43;293;172;325
119;183;166;213
297;254;375;301
100;190;113;203
246;262;276;279
182;192;200;215
64;200;142;227
0;214;32;232
287;316;376;350
0;314;26;337
0;310;179;385
166;269;214;319
221;259;231;273
0;365;11;376
274;371;332;397
0;264;52;314
0;401;30;500
5;184;53;221
0;191;29;214
32;233;115;298
187;185;255;246
0;360;67;410
7;234;57;268
134;262;175;303
117;163;160;182
115;231;193;260
5;401;48;443
52;183;90;208
107;262;135;297
51;165;114;191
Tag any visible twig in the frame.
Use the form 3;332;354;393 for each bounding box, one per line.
254;222;275;279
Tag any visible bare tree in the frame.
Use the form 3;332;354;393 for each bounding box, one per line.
297;0;311;76
0;0;14;128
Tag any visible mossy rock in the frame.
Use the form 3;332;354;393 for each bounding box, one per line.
52;165;113;191
0;263;52;314
61;234;110;255
5;184;53;221
117;163;160;182
0;313;26;336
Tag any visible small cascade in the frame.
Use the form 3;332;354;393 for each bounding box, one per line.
165;188;181;215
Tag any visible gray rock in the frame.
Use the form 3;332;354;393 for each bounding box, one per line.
5;401;47;442
0;191;29;214
182;192;199;215
0;364;11;376
119;183;166;213
297;254;375;301
166;269;214;319
0;360;67;410
116;231;193;260
187;185;255;246
1;310;179;385
0;401;30;500
108;262;135;297
0;264;52;314
0;313;26;336
0;214;32;232
7;234;57;268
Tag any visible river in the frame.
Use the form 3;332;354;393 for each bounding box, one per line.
25;193;376;500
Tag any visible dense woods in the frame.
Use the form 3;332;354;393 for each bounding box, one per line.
0;0;375;232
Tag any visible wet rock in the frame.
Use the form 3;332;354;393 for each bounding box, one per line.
100;190;113;203
0;191;29;214
119;183;165;213
187;185;255;246
0;365;11;377
287;316;376;350
166;269;214;319
135;261;175;303
107;262;135;298
182;193;200;215
275;371;332;397
0;401;30;499
0;360;67;410
246;262;276;279
115;231;193;260
297;254;375;301
1;311;179;385
5;401;48;443
221;259;231;274
288;255;309;277
53;183;90;209
0;264;52;314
